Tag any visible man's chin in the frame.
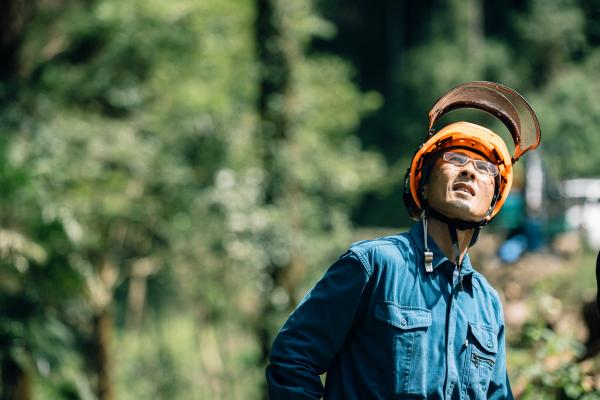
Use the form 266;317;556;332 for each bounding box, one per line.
436;200;483;222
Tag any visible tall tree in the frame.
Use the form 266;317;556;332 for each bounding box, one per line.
255;0;295;367
0;0;26;79
253;0;374;364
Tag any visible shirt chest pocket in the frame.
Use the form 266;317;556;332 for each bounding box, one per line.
464;322;498;399
374;302;432;397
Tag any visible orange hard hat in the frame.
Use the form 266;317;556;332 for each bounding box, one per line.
404;82;541;226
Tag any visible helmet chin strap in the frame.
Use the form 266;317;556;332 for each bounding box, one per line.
421;205;492;287
426;206;485;231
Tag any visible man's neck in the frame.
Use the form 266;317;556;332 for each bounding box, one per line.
426;216;474;265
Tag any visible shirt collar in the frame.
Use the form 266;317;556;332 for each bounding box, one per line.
408;222;476;277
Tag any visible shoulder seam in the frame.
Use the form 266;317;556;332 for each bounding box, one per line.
349;248;372;276
349;236;411;276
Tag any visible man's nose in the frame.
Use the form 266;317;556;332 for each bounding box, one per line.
459;161;477;180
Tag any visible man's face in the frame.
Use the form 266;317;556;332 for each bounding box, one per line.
424;150;496;222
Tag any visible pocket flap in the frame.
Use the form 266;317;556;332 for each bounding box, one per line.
469;322;498;354
374;302;432;330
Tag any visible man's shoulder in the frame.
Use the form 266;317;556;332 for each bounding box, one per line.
347;233;415;276
348;233;413;254
470;270;504;314
470;270;496;292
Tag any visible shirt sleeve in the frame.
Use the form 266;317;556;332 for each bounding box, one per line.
265;252;370;400
487;323;515;400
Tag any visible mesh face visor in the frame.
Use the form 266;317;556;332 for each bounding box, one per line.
427;81;541;163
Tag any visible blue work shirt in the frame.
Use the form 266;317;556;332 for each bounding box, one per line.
266;223;513;399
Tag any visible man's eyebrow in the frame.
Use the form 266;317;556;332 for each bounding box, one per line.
451;150;486;159
450;149;471;154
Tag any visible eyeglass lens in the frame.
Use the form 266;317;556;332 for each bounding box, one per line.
443;152;498;176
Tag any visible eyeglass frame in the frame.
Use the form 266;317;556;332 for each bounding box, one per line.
441;151;499;177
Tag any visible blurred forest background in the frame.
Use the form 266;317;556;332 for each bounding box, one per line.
1;0;600;399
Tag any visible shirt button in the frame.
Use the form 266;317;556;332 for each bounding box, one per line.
400;318;407;326
487;340;493;348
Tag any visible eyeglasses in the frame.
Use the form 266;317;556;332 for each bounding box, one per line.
442;151;499;177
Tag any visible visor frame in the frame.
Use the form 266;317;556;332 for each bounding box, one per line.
428;81;541;163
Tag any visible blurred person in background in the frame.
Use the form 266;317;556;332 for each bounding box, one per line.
266;82;541;399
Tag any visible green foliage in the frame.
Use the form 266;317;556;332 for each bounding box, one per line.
507;251;600;399
512;323;599;400
2;0;385;397
533;52;600;178
115;315;263;400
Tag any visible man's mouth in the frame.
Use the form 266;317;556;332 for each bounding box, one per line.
453;182;476;196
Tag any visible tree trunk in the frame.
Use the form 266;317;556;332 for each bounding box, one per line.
254;2;302;399
256;0;291;201
91;309;114;400
85;256;118;400
255;0;292;353
0;0;26;79
0;356;32;400
125;258;157;332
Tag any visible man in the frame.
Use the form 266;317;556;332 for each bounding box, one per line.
266;82;541;399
